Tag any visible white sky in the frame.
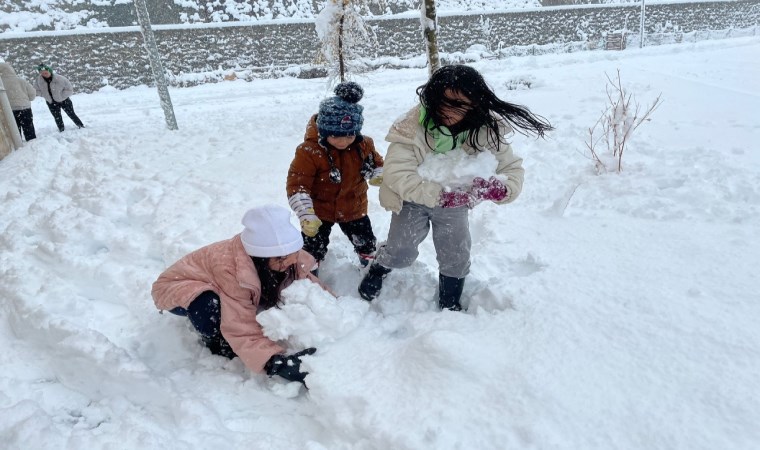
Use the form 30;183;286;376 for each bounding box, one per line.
1;36;759;449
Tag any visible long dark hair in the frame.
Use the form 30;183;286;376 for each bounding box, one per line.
417;65;553;151
251;257;295;310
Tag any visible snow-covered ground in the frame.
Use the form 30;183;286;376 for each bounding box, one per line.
1;36;759;449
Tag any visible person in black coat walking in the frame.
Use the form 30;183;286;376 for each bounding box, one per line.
32;64;84;132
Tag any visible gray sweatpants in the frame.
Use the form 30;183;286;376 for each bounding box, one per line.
375;201;471;278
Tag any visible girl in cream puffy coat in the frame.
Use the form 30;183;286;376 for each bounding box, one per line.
358;65;553;311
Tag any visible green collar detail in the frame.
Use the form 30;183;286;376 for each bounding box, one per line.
419;106;467;154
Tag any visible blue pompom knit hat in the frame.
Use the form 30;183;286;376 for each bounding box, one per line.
317;82;364;138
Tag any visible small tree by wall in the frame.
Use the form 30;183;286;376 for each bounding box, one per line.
315;0;378;83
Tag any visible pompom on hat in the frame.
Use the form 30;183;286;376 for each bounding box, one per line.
317;81;364;138
240;205;303;257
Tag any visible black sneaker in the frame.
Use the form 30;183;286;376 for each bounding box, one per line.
358;263;391;301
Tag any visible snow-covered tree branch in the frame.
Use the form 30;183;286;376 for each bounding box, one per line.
315;0;379;83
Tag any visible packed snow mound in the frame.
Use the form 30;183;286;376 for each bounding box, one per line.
258;280;370;349
418;148;501;189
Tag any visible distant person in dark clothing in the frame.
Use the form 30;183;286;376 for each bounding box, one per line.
0;62;37;141
33;64;84;132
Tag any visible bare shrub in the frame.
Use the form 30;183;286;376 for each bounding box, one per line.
586;70;662;173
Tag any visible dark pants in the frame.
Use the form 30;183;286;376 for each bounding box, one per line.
169;291;236;358
303;215;377;262
12;108;36;141
47;98;84;131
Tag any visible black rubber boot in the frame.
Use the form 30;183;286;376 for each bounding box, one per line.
438;274;465;311
358;263;392;301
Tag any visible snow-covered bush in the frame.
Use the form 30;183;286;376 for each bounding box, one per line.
585;70;662;173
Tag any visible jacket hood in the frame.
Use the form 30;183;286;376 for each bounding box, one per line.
304;114;320;143
386;105;422;145
0;63;18;78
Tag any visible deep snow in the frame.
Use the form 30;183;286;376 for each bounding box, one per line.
1;37;759;449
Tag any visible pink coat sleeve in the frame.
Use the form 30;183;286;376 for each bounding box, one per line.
217;268;284;373
220;297;284;373
220;249;333;373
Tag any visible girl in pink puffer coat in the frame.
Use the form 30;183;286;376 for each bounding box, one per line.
152;204;327;385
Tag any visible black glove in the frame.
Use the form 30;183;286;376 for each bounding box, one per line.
264;347;317;384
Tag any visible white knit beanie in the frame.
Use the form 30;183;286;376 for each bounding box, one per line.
240;204;303;257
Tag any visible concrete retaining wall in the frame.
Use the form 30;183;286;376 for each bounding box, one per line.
0;1;757;92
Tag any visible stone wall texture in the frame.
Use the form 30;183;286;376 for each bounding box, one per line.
1;1;757;92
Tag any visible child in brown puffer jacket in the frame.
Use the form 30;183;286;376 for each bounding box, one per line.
286;82;384;272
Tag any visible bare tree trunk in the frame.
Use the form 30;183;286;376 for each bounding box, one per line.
422;0;441;77
639;0;646;48
338;0;346;82
134;0;178;130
